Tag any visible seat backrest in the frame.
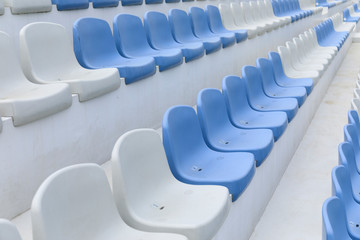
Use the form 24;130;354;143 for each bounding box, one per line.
189;7;212;37
343;9;350;20
121;0;142;5
241;2;255;25
322;197;351;240
241;65;266;101
277;46;294;75
168;9;198;43
31;164;127;240
53;0;89;10
230;2;247;26
348;110;360;127
285;41;300;66
197;88;233;147
0;219;22;240
206;5;226;32
293;37;306;60
218;3;236;29
144;11;177;49
113;14;154;58
331;165;354;212
268;51;287;80
256;58;278;93
162;106;211;176
111;129;179;215
145;0;163;4
19;22;83;83
222;75;254;123
342;126;360;179
8;0;52;14
73;18;122;68
90;0;119;8
0;31;29;93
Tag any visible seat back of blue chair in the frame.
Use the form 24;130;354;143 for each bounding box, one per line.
242;65;266;101
189;7;212;37
205;5;225;33
331;165;354;210
268;52;287;80
256;58;277;92
168;9;198;43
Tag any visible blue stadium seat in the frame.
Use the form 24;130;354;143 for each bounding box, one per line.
73;18;156;85
314;20;347;51
52;0;89;10
331;165;360;240
222;75;288;141
348;110;360;131
90;0;119;8
343;8;360;23
354;4;360;12
113;14;183;72
271;0;298;22
322;197;353;240
242;66;299;122
316;0;336;8
168;9;221;54
121;0;142;6
165;0;180;3
143;11;204;62
145;0;163;4
189;7;236;48
256;58;307;107
268;52;314;95
162;105;256;201
196;88;274;166
205;5;248;43
341;131;360;203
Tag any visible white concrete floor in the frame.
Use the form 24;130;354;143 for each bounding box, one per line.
249;43;360;240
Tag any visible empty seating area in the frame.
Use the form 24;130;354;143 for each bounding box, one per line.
0;0;359;239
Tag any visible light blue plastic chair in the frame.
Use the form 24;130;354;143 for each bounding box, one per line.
343;125;360;175
168;9;221;54
121;0;142;6
73;18;156;84
348;110;360;132
162;105;256;201
90;0;119;8
268;52;313;95
343;8;360;23
332;165;360;239
205;5;247;43
189;7;236;48
222;75;288;141
322;197;353;240
113;14;183;72
256;58;307;107
144;11;204;62
197;88;274;166
316;0;336;8
242;65;299;122
52;0;89;10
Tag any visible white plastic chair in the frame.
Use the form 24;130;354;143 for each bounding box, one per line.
257;0;286;27
0;219;22;240
278;46;320;84
242;2;272;32
354;88;360;99
307;29;338;55
219;3;258;39
19;22;121;102
293;37;330;66
111;129;231;240
285;41;325;75
299;33;334;61
249;1;279;30
5;0;52;14
31;163;188;240
0;31;72;126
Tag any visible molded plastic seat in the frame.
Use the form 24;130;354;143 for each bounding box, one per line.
300;32;334;61
121;0;142;5
277;46;321;85
222;75;288;141
111;129;231;239
206;5;248;43
197;88;274;166
340;131;360;203
31;164;188;240
264;0;291;24
257;0;287;27
0;31;72;126
315;0;336;8
162;106;256;201
52;0;89;10
331;165;360;240
189;7;236;48
249;1;279;31
73;18;156;84
168;9;221;54
90;0;119;8
343;8;360;23
0;219;22;240
113;14;183;71
268;52;314;94
242;66;299;122
144;11;204;62
257;58;307;107
20;22;121;102
331;13;355;32
305;29;338;56
322;197;353;240
293;37;330;67
145;0;163;4
8;0;52;14
241;2;271;32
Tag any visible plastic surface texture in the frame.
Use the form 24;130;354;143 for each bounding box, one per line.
31;164;188;240
19;22;121;102
0;219;22;240
73;18;156;84
162;106;256;201
111;129;231;240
